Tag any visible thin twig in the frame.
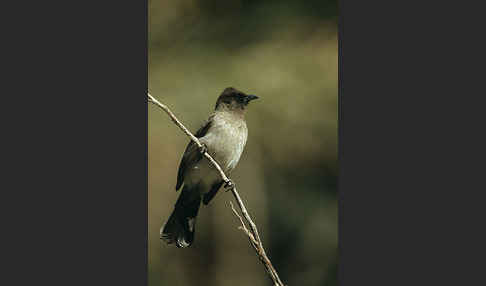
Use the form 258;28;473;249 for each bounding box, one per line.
148;92;285;286
229;201;258;245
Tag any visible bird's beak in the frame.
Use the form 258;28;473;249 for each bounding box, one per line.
246;94;259;101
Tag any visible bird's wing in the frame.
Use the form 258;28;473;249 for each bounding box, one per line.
202;180;224;205
175;114;214;191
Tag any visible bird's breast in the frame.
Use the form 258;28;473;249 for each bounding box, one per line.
200;113;248;173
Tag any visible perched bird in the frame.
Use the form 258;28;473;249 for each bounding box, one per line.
160;87;259;248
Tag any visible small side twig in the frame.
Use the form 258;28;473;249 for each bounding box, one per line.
229;201;258;245
148;92;285;286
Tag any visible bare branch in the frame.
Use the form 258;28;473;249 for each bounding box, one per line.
148;93;285;286
229;201;258;245
148;93;231;183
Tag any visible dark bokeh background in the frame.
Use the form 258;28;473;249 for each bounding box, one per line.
149;1;338;285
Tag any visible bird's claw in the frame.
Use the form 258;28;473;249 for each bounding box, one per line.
199;143;208;155
224;180;235;192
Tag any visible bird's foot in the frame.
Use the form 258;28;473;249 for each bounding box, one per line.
224;179;236;192
199;143;208;155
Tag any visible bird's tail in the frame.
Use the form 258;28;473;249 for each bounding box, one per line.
160;184;201;248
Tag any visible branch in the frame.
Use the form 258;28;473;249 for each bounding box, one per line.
148;93;285;286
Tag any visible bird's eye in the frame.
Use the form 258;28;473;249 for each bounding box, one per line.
237;94;246;102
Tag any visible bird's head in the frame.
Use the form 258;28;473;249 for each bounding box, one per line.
215;87;258;111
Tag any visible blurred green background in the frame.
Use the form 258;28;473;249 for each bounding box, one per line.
149;1;338;285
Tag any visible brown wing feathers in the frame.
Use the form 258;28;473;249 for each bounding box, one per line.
175;116;214;191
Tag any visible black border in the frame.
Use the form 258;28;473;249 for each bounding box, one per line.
338;0;478;285
5;1;148;285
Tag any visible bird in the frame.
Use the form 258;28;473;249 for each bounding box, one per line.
160;87;259;248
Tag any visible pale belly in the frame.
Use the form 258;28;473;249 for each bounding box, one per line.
200;113;247;173
184;113;248;193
